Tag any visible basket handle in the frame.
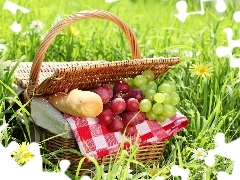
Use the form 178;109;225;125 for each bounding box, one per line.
28;10;141;94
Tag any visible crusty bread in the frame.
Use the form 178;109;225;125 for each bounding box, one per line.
48;89;103;118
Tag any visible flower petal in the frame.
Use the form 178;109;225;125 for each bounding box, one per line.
10;21;22;33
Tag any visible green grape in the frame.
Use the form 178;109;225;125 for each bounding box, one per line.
139;99;152;112
152;103;163;114
125;77;135;89
158;83;173;93
163;93;171;104
138;85;147;94
142;69;154;82
154;93;165;103
146;110;157;120
162;104;176;118
156;114;167;123
134;75;148;87
144;89;156;102
170;92;180;105
146;81;158;91
164;80;176;92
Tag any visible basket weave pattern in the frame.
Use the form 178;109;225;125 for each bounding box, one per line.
13;10;180;171
45;130;167;172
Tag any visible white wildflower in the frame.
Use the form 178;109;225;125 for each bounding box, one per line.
30;20;44;33
192;148;207;160
10;21;22;33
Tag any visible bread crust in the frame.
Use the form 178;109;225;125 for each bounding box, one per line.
48;89;103;117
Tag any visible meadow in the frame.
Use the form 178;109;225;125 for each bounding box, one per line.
0;0;240;179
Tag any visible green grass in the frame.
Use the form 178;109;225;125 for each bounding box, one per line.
0;0;240;179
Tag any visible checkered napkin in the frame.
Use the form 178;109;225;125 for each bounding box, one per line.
63;112;189;160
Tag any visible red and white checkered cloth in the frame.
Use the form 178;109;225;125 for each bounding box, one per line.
64;112;189;160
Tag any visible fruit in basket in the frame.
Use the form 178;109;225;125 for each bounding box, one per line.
139;99;152;112
122;111;145;126
93;81;145;134
124;77;135;89
125;98;139;112
48;89;103;118
110;97;126;114
142;69;155;82
156;114;166;122
146;110;158;120
144;89;156;102
146;81;158;91
92;69;181;134
97;109;114;125
102;84;114;99
122;89;143;102
134;75;148;87
126;70;181;123
93;86;113;104
152;103;164;114
113;80;130;95
162;93;171;104
154;93;165;103
123;125;138;136
170;92;180;105
158;83;173;94
161;104;177;118
107;115;124;132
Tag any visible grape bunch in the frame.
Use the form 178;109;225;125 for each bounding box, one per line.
93;81;145;136
126;70;180;123
93;69;180;136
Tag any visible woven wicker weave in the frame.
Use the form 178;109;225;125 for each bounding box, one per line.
45;130;167;173
13;10;180;172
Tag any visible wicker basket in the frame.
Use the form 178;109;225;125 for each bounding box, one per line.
13;10;180;172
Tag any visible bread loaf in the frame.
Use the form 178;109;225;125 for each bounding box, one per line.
48;89;103;118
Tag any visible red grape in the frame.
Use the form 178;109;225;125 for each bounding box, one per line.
122;125;138;136
125;98;139;112
93;87;111;104
136;111;146;124
97;109;114;125
123;89;144;102
107;115;124;132
101;84;113;99
110;97;126;114
113;81;130;95
121;111;146;126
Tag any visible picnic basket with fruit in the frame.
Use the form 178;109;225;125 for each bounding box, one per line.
13;10;189;172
